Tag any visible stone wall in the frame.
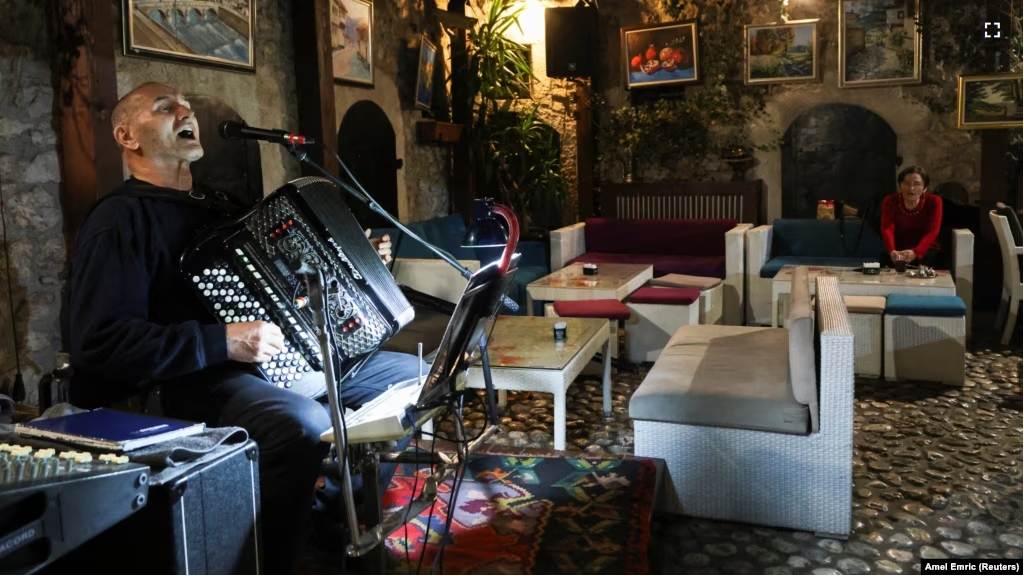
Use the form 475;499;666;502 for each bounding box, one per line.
0;0;64;404
594;0;985;222
334;1;450;223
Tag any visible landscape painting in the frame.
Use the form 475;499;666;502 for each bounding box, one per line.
621;21;700;89
331;0;373;86
838;0;921;87
745;20;818;85
122;0;255;71
415;35;437;112
958;74;1023;130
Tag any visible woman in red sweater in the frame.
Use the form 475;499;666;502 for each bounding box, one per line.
880;166;944;268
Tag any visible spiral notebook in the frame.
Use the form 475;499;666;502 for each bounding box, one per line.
15;408;206;452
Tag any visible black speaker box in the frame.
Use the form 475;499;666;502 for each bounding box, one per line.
43;440;262;575
545;6;597;78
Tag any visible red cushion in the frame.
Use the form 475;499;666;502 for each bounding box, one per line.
628;286;700;305
583;218;737;257
553;299;631;320
567;252;726;278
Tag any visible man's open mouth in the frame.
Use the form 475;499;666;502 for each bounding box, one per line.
178;127;196;140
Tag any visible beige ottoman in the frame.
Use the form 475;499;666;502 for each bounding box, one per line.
650;274;723;325
624;287;700;363
883;295;966;386
844;295;885;378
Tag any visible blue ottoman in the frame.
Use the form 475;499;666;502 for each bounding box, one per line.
883;294;966;385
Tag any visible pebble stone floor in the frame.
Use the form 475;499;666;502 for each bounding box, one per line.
432;336;1023;575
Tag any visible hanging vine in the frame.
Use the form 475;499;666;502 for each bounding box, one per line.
660;0;773;152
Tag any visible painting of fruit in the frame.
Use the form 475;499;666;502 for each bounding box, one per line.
621;20;699;89
744;20;819;85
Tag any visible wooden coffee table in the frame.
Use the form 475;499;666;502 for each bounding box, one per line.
526;262;653;315
466;316;612;451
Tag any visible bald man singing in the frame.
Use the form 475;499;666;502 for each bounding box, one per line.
66;82;424;572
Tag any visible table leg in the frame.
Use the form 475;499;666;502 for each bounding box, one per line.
553;390;566;451
771;289;780;328
526;293;534;317
498;389;507;409
602;333;612;416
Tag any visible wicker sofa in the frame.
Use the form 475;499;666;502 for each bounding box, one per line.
745;218;974;330
549;218;751;325
629;269;854;536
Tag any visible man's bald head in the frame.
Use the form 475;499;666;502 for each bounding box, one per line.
111;81;203;167
111;82;178;132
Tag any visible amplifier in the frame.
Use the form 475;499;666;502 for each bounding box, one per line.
43;440;261;575
0;443;150;575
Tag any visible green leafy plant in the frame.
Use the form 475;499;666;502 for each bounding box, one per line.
450;0;566;229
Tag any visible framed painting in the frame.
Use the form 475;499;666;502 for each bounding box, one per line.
331;0;374;86
415;35;437;112
621;20;699;89
122;0;255;72
744;20;819;85
838;0;921;87
957;74;1023;130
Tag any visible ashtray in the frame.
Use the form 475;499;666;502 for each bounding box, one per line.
908;267;937;278
582;263;599;276
861;262;881;275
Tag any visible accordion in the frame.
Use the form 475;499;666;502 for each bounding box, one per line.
180;177;414;399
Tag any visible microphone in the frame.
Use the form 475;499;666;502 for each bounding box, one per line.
219;121;315;145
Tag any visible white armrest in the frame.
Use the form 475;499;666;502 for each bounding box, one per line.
390;258;480;305
549;222;586;270
723;223;752;325
951;228;974;337
745;225;773;324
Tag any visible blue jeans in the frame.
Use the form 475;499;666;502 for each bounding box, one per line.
160;351;427;574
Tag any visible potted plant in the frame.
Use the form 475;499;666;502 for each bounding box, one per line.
449;0;567;232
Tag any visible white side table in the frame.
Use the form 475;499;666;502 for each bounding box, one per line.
466;316;612;451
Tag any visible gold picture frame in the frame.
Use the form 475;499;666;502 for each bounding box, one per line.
744;20;819;85
957;73;1023;130
414;35;437;112
331;0;374;86
122;0;256;72
838;0;921;88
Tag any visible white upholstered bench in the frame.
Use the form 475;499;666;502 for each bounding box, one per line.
629;268;855;536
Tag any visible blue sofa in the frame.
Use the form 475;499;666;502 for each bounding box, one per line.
746;218;974;329
372;214;550;315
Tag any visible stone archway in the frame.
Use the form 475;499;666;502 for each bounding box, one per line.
780;103;897;220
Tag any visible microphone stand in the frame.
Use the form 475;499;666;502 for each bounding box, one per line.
281;142;510;560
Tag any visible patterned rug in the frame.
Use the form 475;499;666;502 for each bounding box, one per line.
382;454;657;574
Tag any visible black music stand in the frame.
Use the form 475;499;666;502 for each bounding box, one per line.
263;137;519;567
304;257;515;563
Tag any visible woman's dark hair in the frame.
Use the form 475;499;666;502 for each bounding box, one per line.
897;165;930;188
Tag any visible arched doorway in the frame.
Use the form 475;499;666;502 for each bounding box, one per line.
337;101;400;228
781;104;897;221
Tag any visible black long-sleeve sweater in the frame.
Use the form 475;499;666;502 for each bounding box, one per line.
68;178;233;408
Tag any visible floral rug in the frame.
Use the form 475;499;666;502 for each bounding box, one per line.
382;454;657;574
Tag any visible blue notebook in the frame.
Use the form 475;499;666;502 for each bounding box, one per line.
15;408;206;452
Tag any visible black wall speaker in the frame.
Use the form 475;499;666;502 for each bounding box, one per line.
544;6;597;78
